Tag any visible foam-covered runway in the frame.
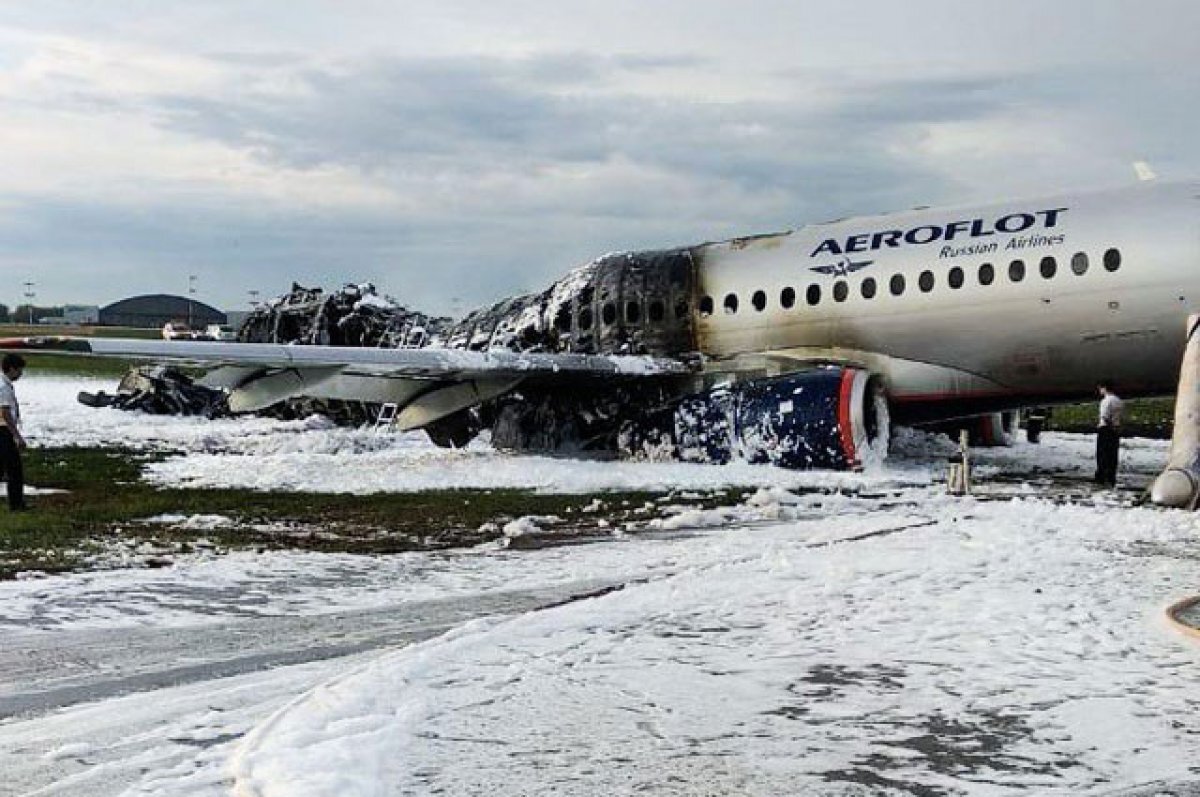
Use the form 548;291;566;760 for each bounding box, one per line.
4;376;1200;796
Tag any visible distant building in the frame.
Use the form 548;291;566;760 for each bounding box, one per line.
98;294;226;329
63;304;100;325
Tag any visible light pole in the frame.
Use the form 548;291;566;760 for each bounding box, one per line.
22;281;35;325
187;274;197;328
248;289;260;307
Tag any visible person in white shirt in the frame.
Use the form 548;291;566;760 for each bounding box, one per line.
1095;380;1123;487
0;353;27;511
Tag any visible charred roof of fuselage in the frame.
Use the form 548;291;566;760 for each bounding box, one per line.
239;283;450;348
441;247;699;357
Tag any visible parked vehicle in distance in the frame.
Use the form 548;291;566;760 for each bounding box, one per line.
161;321;193;340
206;324;237;341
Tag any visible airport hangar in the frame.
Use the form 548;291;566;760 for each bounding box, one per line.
98;294;227;329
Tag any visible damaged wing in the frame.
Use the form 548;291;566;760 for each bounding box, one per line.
0;336;694;429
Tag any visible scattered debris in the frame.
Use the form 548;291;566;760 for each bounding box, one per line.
78;366;229;417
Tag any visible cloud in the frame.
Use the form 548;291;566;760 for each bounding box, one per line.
150;54;1011;211
0;5;1197;313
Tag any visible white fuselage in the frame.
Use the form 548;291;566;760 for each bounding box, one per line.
693;180;1200;417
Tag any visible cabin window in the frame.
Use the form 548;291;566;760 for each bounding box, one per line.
699;296;714;317
1104;248;1122;272
1008;259;1025;282
649;300;665;323
948;266;964;289
554;305;572;333
1071;252;1089;275
806;284;821;306
781;287;796;309
578;307;593;330
890;274;906;296
752;290;767;311
625;301;640;324
978;263;995;286
861;277;877;299
602;302;617;325
675;300;689;319
918;270;934;293
1039;256;1057;279
833;280;849;302
724;293;739;314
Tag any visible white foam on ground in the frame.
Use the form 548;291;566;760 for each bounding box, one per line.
232;496;1200;796
9;374;1198;795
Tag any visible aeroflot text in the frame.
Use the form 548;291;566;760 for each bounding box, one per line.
809;208;1068;258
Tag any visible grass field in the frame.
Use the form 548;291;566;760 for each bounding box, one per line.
1039;396;1175;439
0;323;154;376
0;323;161;339
0;445;739;579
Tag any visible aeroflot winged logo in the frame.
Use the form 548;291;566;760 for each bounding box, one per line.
808;207;1069;263
810;257;873;277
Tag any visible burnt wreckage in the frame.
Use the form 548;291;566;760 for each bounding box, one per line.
87;252;884;469
429;249;880;468
82;283;451;427
238;282;448;350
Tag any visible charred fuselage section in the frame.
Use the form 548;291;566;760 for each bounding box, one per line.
226;258;704;444
429;248;706;455
441;248;699;356
239;282;450;349
238;250;699;357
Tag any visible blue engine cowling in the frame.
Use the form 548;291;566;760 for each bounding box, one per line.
672;367;887;470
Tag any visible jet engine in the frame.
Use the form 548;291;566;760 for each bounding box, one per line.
670;367;888;470
485;366;888;470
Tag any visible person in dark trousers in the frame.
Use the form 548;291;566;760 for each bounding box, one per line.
1095;380;1123;487
0;353;28;511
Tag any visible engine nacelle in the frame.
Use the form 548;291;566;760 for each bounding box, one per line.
672;367;888;470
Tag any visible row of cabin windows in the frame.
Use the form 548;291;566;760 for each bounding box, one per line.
570;297;687;333
698;248;1122;317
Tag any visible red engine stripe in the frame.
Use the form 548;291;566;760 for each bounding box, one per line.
837;370;857;467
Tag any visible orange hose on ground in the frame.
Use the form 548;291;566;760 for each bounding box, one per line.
1165;595;1200;641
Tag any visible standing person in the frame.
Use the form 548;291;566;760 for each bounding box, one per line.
1095;380;1123;487
0;353;28;511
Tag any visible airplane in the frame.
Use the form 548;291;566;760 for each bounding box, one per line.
4;178;1199;477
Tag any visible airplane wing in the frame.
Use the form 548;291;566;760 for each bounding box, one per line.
0;336;695;429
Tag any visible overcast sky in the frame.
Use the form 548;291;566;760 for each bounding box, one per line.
1;0;1197;314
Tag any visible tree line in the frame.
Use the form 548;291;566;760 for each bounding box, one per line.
0;304;75;324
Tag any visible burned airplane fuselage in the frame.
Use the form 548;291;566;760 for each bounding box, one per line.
225;268;704;451
441;248;699;358
419;247;878;469
217;248;876;469
240;282;451;349
431;248;706;457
